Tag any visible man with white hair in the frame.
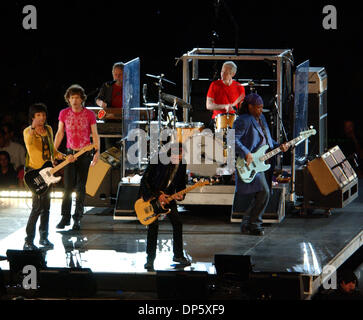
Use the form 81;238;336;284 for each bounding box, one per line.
206;61;245;120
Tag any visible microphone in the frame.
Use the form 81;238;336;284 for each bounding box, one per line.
143;84;148;103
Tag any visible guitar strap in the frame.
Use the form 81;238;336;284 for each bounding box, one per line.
44;126;55;162
257;118;269;147
166;164;179;189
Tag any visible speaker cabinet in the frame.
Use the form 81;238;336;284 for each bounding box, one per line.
39;268;97;298
113;183;140;220
214;255;251;281
297;146;358;209
85;166;120;207
308;91;327;156
307;67;328;157
307;145;357;196
156;271;209;299
247;272;304;300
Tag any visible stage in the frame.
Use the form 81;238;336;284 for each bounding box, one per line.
0;180;362;300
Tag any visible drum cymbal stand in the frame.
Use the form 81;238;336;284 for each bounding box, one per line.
148;73;176;148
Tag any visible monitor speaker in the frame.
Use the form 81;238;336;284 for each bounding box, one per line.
214;255;251;281
247;272;304;300
6;249;46;274
113;183;140;220
296;146;358;208
307;145;357;196
39;268;97;298
230;186;286;223
156;270;209;299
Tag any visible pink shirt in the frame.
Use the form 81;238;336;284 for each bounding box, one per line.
59;107;96;150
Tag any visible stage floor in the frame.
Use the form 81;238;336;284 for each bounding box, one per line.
0;180;362;297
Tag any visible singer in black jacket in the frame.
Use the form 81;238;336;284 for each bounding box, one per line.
139;143;191;271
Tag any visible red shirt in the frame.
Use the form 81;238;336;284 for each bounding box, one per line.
207;79;245;119
111;83;123;108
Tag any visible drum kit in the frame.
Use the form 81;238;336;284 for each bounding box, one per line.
134;74;205;147
130;75;272;166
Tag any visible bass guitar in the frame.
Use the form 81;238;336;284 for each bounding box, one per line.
236;128;316;183
135;180;210;225
24;144;95;195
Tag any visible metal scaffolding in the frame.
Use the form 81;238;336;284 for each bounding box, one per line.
179;48;294;147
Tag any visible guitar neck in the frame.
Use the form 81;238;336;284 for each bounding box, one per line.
260;136;304;162
50;145;94;175
167;183;205;201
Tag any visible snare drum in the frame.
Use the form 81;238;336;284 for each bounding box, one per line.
215;113;236;131
175;122;204;143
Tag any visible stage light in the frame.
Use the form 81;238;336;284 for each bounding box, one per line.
0;190;76;199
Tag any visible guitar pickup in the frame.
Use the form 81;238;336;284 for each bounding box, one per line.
249;170;256;178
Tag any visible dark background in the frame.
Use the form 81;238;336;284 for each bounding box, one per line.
1;0;362;145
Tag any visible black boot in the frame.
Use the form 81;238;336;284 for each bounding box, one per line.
144;259;155;271
56;216;71;229
39;238;54;248
72;219;81;231
23;242;38;251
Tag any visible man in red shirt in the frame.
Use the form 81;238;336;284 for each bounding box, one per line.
96;62;124;109
206;61;245;120
95;62;124;149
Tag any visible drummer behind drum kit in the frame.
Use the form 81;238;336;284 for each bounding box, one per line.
130;75;271;168
133;73;239;165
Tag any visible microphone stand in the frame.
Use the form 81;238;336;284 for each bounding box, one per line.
274;96;295;203
274;96;288;142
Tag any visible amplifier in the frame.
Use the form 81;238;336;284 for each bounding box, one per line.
39;268;97;298
230;185;287;223
113;183;140;220
307;145;357;196
297;163;358;209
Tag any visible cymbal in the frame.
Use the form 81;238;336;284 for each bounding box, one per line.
143;103;159;107
241;81;270;87
262;109;270;113
146;73;176;86
162;104;178;111
130;107;154;111
161;93;192;109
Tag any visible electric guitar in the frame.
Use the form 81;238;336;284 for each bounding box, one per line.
24;144;95;195
236;128;316;183
135;180;210;225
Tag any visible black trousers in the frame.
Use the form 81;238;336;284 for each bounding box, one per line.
25;190;51;243
233;173;270;231
146;201;183;261
61;151;92;220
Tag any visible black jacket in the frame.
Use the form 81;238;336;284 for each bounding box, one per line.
95;80;116;106
139;162;187;201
